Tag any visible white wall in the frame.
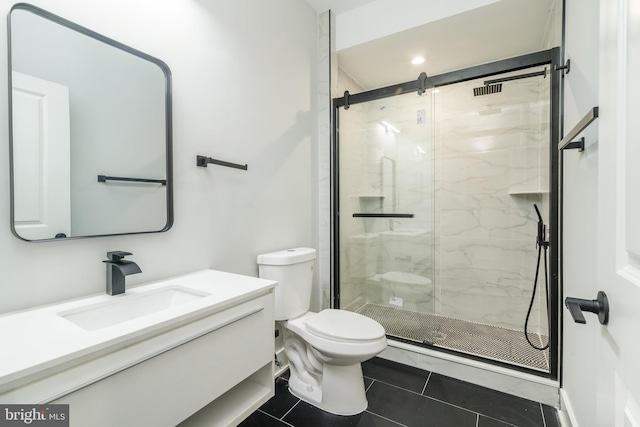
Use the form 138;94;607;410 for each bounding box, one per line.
561;0;600;425
0;0;319;314
335;0;499;51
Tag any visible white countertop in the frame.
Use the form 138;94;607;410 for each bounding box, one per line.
0;270;277;395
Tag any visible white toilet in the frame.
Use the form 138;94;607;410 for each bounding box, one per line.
257;247;387;416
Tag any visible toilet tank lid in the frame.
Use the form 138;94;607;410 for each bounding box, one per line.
257;247;316;265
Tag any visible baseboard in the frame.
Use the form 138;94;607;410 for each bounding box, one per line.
380;340;560;406
559;389;577;427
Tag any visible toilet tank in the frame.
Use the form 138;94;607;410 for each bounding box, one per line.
257;248;316;321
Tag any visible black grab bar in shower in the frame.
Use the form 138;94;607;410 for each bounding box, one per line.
352;213;415;218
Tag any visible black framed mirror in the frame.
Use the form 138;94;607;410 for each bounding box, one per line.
8;3;173;241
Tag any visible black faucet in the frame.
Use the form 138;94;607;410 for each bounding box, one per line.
103;251;142;295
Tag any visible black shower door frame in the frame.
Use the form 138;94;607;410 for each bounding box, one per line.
331;48;562;380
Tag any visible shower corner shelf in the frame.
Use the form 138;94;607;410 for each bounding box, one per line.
508;189;549;196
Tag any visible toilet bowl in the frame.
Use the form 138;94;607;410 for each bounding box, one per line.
258;248;387;415
282;310;386;415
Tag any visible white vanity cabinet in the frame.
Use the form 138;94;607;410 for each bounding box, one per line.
0;270;277;427
53;294;274;427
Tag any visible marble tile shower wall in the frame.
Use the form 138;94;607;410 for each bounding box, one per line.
337;67;550;335
318;11;333;311
360;93;435;312
337;68;368;310
434;71;551;333
338;81;436;313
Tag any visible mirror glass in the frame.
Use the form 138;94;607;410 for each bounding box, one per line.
8;4;172;241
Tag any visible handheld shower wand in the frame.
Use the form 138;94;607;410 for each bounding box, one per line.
525;204;550;351
533;204;548;249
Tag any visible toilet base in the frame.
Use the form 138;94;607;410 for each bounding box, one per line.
288;363;368;416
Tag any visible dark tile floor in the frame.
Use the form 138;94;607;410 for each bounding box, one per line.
239;357;561;427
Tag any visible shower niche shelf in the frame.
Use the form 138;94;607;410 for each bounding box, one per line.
508;189;549;196
358;195;385;198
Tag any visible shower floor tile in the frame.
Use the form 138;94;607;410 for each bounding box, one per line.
356;303;549;372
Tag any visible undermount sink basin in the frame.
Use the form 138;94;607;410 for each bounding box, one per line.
58;286;210;331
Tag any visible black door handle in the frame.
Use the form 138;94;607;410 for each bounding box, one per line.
565;291;609;325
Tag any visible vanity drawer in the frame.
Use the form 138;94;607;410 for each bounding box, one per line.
52;293;274;427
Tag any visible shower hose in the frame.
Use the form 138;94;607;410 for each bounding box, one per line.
524;205;550;351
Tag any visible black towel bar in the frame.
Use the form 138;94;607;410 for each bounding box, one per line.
559;107;599;151
196;155;248;170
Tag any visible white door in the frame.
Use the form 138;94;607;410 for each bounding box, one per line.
595;0;640;424
12;72;71;240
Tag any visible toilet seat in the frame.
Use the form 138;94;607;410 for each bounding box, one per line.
284;310;387;360
305;309;385;342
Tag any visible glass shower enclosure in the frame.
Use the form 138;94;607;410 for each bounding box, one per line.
332;50;560;376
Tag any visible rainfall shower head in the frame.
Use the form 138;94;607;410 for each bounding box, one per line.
474;68;547;97
473;83;502;96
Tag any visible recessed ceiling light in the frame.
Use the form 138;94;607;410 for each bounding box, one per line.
412;56;425;65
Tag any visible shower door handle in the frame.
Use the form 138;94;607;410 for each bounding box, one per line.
565;291;609;325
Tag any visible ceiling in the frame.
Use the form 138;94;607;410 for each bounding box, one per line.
303;0;375;15
305;0;559;90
